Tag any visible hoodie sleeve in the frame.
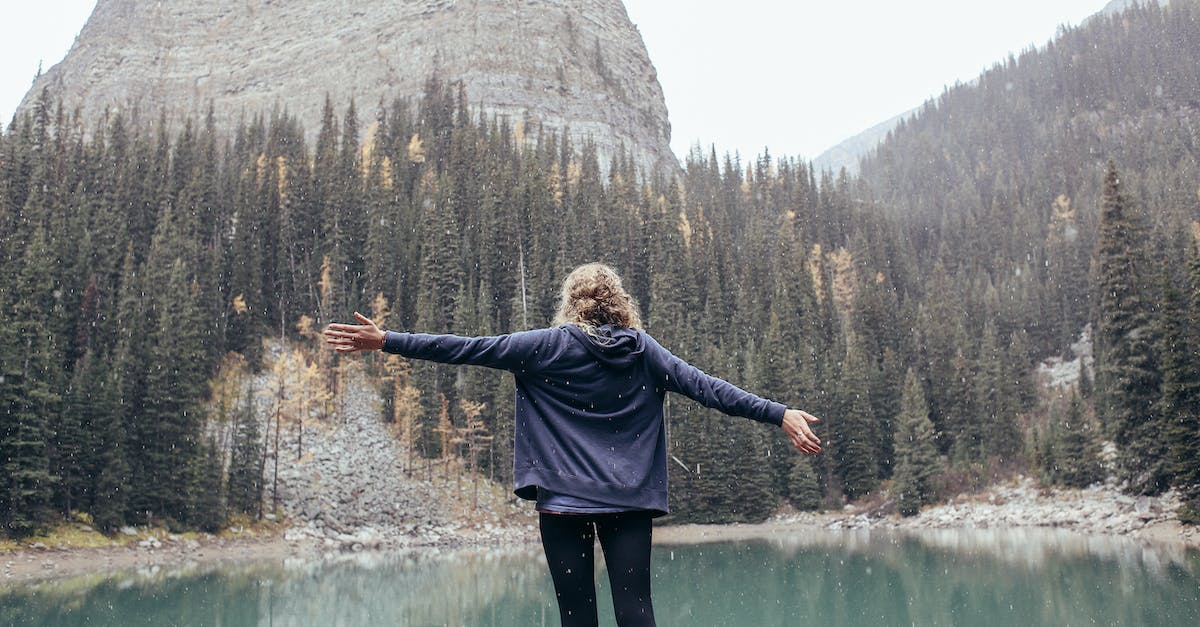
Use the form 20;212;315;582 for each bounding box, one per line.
643;334;786;427
382;329;554;372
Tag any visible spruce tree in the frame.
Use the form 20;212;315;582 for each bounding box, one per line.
645;181;691;349
1052;393;1105;488
787;454;822;511
833;333;878;500
138;255;209;523
871;348;903;478
112;245;152;521
917;262;960;446
227;390;264;516
189;437;226;532
91;366;129;533
1162;235;1200;521
412;186;464;441
0;225;60;536
976;321;1022;464
57;349;100;515
892;369;939;517
1093;161;1168;494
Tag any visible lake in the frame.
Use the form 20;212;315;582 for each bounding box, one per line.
2;528;1198;626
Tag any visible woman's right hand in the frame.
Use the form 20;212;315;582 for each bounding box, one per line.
782;409;821;454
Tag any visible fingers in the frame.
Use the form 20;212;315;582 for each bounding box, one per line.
354;311;376;327
790;435;820;455
326;337;362;353
323;328;358;339
799;434;821;453
799;422;820;445
326;323;366;333
801;411;819;423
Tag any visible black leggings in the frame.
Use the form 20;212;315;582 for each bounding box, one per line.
538;511;657;627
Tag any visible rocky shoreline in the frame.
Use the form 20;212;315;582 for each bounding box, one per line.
5;476;1196;586
773;475;1199;548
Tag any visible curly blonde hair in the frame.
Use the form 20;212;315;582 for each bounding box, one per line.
554;263;643;330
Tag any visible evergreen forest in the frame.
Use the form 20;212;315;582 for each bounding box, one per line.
1;1;1199;537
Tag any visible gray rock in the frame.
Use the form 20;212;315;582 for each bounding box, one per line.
137;537;161;549
302;503;322;521
22;0;678;175
1134;497;1158;519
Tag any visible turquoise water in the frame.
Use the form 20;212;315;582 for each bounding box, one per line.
2;528;1198;626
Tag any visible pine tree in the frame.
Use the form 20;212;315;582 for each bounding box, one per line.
892;369;940;517
338;100;366;306
413;185;464;440
414;190;463;333
189;437;226;532
1045;193;1090;355
138;256;209;523
1162;233;1200;521
833;333;878;500
0;225;61;536
112;245;152;521
362;112;399;309
976;321;1023;464
787;454;822;511
90;366;129;533
227;390;264;516
946;334;979;463
57;349;100;515
1093;161;1168;494
871;348;903;478
1052;393;1105;488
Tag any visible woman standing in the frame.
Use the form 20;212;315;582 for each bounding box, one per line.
324;263;821;627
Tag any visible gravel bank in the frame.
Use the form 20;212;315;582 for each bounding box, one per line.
771;475;1199;548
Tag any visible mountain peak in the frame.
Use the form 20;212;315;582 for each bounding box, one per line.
20;0;677;173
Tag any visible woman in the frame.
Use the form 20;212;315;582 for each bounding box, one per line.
324;263;821;627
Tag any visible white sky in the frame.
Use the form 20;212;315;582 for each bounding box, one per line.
2;0;1106;160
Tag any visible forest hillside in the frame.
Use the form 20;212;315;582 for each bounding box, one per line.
0;1;1198;538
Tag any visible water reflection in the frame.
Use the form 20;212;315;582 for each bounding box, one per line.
2;529;1198;626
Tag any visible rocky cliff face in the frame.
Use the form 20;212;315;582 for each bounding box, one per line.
22;0;676;173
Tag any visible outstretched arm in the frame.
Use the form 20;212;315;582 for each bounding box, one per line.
324;312;549;371
645;335;821;455
324;312;386;352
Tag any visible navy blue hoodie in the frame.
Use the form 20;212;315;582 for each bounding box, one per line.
382;324;786;516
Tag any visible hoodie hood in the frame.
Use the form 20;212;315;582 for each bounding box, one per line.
564;324;645;369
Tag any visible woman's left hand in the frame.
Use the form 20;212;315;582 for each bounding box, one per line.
782;409;821;455
324;312;386;353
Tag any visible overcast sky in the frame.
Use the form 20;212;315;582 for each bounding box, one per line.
2;0;1106;160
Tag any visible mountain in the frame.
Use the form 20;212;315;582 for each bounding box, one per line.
812;108;916;175
813;0;1172;176
859;0;1198;228
17;0;676;173
852;0;1200;359
1099;0;1169;18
